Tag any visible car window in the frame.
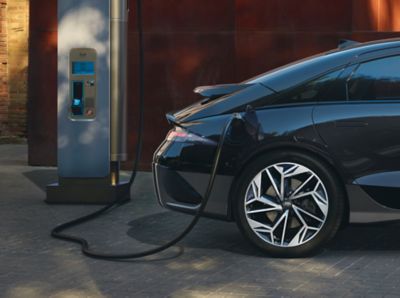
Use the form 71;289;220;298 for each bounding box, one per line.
348;55;400;101
250;68;345;109
280;68;346;104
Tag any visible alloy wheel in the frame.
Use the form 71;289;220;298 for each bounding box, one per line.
244;162;329;247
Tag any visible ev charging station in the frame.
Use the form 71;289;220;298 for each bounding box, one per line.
48;0;233;260
46;0;130;204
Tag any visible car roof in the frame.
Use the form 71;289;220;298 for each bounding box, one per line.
246;38;400;92
339;38;400;52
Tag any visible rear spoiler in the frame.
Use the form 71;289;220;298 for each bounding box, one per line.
338;39;360;49
194;83;251;103
166;83;254;125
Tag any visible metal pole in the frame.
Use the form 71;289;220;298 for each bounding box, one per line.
110;0;128;162
110;0;128;185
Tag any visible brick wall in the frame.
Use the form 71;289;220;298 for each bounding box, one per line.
0;2;8;137
0;0;29;141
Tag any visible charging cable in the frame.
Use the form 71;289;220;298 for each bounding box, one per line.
51;114;235;260
51;0;237;260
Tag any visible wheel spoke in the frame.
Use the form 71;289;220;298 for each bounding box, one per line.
247;207;280;214
280;210;289;245
307;226;319;231
254;227;271;233
314;188;328;203
312;193;328;216
283;164;299;175
292;204;307;226
280;172;285;200
258;196;281;208
246;195;282;210
273;165;286;200
289;226;306;246
272;210;288;231
300;226;308;243
293;204;324;223
289;174;314;199
290;191;314;200
252;172;262;198
248;218;272;231
284;165;311;177
265;168;282;200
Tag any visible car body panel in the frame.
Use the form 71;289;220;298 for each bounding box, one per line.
153;164;234;219
314;102;400;211
347;184;400;223
154;106;326;220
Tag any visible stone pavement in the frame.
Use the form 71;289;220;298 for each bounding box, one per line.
2;144;400;298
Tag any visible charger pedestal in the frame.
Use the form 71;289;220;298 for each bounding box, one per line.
46;178;130;204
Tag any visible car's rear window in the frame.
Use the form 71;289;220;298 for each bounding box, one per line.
348;55;400;101
250;68;346;108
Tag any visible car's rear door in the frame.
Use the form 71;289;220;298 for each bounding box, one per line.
313;50;400;208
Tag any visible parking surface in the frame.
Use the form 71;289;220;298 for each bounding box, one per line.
2;144;400;297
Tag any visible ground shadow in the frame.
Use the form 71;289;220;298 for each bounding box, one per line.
327;221;400;252
127;211;400;256
23;169;58;192
127;211;265;257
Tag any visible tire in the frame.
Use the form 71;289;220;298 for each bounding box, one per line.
234;150;345;257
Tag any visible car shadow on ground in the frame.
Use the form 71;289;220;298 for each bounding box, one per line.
127;211;400;256
327;221;400;252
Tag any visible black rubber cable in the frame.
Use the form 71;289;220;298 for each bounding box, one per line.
50;0;237;260
51;115;235;260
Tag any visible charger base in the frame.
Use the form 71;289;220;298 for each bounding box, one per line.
46;178;130;204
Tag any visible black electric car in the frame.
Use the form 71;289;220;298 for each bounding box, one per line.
153;38;400;257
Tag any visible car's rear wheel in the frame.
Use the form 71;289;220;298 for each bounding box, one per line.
234;151;345;257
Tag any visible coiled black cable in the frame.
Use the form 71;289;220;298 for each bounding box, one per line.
50;0;237;260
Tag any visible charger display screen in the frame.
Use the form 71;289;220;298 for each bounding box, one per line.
72;61;95;75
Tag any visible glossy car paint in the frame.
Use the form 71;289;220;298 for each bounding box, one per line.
153;38;400;223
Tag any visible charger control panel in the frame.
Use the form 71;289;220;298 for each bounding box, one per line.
69;48;97;120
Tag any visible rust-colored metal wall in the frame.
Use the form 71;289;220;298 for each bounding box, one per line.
28;0;400;169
